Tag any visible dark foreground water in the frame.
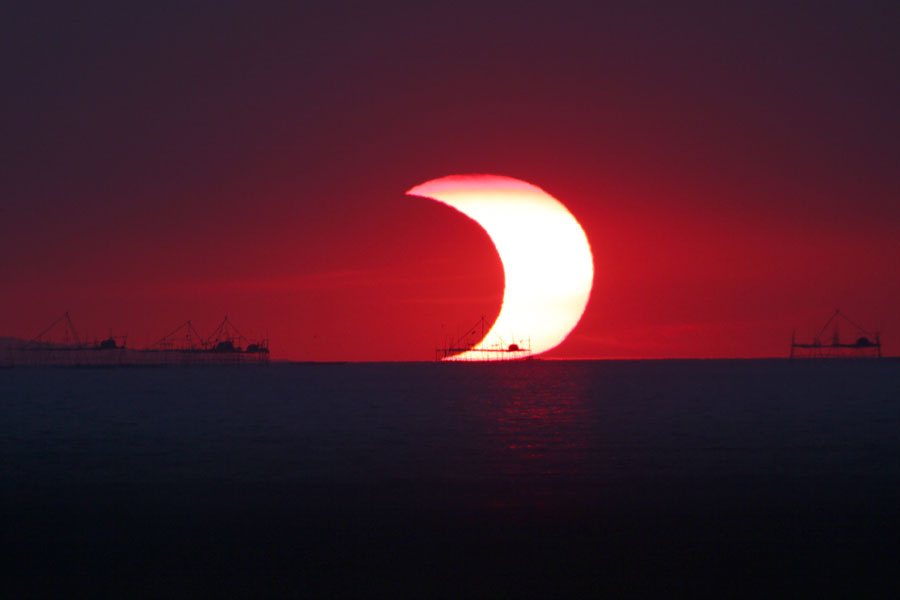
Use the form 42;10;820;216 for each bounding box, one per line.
2;360;899;597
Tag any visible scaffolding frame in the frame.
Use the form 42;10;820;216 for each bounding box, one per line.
790;309;882;359
9;313;269;367
435;315;532;361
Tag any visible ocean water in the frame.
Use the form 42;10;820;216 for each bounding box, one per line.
2;360;899;597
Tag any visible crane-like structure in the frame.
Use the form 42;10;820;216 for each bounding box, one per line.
11;313;268;366
31;311;82;347
435;315;532;361
790;309;881;359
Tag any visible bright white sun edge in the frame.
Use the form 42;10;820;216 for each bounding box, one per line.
407;174;594;361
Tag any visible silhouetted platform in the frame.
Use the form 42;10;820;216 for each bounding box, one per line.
791;309;881;359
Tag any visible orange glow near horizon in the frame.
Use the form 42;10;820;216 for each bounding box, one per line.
407;175;594;360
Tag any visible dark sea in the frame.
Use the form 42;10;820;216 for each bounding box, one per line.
2;360;899;598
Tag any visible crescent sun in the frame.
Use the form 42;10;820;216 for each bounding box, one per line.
407;174;594;360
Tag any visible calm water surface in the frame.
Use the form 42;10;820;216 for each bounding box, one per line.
2;360;899;596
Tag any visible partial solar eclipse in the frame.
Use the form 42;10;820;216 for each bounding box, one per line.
408;174;594;360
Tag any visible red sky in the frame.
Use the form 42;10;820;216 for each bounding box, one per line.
2;2;898;360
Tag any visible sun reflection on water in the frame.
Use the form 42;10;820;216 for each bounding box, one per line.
452;362;597;510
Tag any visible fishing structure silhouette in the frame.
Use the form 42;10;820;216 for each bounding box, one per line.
790;309;882;359
435;315;532;361
6;313;269;367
